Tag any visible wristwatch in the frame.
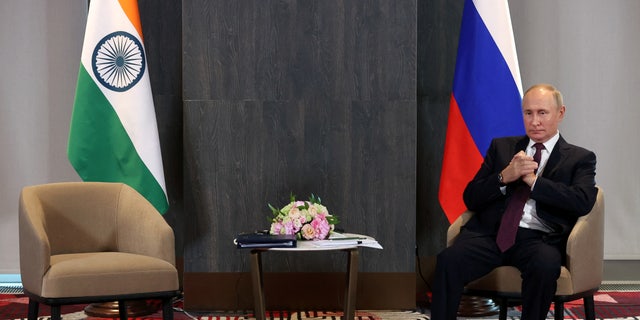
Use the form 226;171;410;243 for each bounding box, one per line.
498;172;506;186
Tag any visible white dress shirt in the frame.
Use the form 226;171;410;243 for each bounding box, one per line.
518;131;561;232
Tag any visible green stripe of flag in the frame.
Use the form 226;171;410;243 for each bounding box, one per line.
68;65;169;213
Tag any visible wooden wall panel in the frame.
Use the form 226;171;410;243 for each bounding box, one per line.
183;99;416;273
415;0;464;258
183;1;415;101
414;0;464;297
183;272;415;310
182;0;417;293
136;0;465;308
139;0;464;309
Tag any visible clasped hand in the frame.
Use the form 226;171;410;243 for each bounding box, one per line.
500;151;538;186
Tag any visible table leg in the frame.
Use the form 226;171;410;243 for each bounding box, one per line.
250;250;266;320
343;248;359;320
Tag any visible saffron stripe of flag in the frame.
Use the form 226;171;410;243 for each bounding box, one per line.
68;0;168;213
439;0;523;223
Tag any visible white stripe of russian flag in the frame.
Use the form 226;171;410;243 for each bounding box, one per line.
474;0;523;97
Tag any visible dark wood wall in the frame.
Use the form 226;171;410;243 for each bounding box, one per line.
415;0;464;295
139;0;464;311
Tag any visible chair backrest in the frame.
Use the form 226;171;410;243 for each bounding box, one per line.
20;182;131;254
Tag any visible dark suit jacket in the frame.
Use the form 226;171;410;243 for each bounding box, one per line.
462;135;598;245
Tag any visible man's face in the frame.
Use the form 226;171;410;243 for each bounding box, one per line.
522;88;565;143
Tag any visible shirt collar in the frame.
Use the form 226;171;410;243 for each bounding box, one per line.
528;131;560;152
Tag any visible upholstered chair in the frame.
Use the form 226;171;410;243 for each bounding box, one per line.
19;182;180;320
447;187;604;320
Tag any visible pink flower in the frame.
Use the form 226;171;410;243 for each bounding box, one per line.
283;220;297;235
311;215;331;240
270;222;284;235
300;224;317;240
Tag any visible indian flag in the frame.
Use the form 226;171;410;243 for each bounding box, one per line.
68;0;168;214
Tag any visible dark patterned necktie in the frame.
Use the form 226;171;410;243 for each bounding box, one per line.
496;143;544;252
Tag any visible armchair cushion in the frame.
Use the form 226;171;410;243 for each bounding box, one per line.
43;252;178;298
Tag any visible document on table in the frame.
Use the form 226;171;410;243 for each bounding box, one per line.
309;232;383;249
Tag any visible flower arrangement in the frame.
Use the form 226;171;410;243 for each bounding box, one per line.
268;194;338;240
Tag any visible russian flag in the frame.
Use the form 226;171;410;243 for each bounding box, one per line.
439;0;524;224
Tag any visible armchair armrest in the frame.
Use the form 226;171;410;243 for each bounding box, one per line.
446;211;475;247
19;188;51;295
115;184;176;266
565;187;604;293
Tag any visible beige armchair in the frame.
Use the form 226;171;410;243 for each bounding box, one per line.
19;182;180;320
447;187;604;320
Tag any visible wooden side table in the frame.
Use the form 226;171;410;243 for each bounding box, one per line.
249;242;361;320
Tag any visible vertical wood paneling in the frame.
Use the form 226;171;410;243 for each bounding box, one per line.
135;0;467;307
415;0;463;256
183;99;416;272
184;1;416;101
183;0;417;276
415;0;464;297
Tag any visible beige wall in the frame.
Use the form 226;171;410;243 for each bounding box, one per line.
510;0;640;259
0;1;85;273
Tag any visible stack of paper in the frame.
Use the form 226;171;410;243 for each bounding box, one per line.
309;233;383;249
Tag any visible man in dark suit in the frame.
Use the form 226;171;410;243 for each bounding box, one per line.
430;84;598;320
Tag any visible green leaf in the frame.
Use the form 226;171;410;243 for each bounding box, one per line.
268;203;279;216
309;193;321;204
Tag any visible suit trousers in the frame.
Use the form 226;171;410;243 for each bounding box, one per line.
431;227;563;320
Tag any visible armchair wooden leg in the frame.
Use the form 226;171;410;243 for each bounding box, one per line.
554;301;564;320
162;297;174;320
583;295;596;320
27;299;39;320
498;298;508;320
118;300;127;320
50;305;61;320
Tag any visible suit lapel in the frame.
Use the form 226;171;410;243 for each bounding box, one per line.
541;135;568;178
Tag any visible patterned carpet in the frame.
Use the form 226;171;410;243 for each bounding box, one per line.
2;286;639;319
0;292;428;320
42;309;430;320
